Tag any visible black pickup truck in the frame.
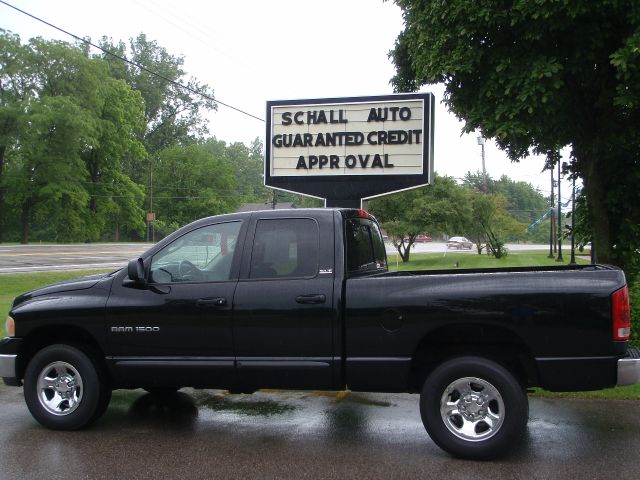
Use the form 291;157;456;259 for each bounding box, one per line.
1;208;638;459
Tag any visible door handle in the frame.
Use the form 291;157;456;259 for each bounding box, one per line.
196;297;227;307
295;294;326;304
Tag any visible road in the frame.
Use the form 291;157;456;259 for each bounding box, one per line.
0;243;152;273
0;384;637;479
392;241;553;254
0;242;556;274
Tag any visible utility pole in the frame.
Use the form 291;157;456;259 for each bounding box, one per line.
477;135;487;192
147;161;154;243
556;161;564;262
548;168;555;258
569;174;577;265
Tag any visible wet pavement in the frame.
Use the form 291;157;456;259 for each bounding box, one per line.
1;384;638;479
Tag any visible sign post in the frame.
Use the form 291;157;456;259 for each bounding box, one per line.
265;93;435;208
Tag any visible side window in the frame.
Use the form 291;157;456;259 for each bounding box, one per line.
149;221;242;283
250;218;319;279
346;218;388;273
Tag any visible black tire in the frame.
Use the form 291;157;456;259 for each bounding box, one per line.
420;356;528;460
92;386;113;422
24;344;109;430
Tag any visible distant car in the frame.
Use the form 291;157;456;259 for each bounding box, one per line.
414;235;433;243
447;236;473;249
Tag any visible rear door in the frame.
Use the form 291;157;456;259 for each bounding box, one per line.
232;213;336;390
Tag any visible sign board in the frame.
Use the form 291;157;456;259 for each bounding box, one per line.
265;93;434;207
146;212;156;222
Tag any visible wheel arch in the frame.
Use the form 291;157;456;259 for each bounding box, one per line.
409;323;538;391
17;325;109;383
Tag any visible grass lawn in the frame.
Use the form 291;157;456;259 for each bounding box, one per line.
0;269;110;337
531;385;640;400
388;248;589;271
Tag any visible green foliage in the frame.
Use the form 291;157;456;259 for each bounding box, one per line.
202;137;269;203
463;172;550;243
390;0;640;272
462;190;526;258
98;34;216;155
629;273;640;350
152;144;239;229
369;174;465;261
0;31;265;243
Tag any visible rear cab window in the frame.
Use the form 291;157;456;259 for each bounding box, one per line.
345;217;388;276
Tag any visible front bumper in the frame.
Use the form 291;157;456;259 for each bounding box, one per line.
0;337;22;386
0;354;17;377
617;348;640;386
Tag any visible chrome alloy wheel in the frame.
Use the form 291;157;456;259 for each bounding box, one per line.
36;361;84;416
440;376;505;442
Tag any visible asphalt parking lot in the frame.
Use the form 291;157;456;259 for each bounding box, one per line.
1;384;638;480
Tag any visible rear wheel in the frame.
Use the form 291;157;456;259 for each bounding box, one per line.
420;356;528;460
24;344;110;430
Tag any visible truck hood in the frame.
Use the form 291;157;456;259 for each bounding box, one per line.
11;272;114;309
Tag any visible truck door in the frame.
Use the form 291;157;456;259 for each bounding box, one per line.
232;214;336;390
105;220;246;388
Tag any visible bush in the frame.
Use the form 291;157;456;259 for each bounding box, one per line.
629;275;640;350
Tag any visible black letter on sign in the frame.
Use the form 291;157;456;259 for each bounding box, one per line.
309;156;319;168
371;154;384;168
345;155;357;168
282;112;292;126
296;156;308;169
367;108;378;122
358;155;370;168
384;154;394;167
319;155;329;168
399;107;411;121
330;155;340;168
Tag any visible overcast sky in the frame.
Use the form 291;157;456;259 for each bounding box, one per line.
2;0;574;198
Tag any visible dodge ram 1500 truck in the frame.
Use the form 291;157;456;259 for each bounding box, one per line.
1;208;638;459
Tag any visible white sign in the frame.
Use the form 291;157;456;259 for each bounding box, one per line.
269;98;428;177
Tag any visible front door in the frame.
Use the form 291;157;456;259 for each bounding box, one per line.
105;220;245;388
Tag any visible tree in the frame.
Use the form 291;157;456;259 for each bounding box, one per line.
461;190;525;258
99;34;216;155
390;0;640;271
369;174;466;262
0;30;34;241
4;95;91;243
0;33;149;242
152;144;238;233
463;172;550;242
202;136;269;203
79;77;147;241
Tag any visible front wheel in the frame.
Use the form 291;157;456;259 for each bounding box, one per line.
420;357;528;460
24;344;110;430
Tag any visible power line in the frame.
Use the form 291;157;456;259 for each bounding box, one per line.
0;0;265;123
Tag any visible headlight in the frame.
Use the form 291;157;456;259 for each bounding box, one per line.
5;316;15;337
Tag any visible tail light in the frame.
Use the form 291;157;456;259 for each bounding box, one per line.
356;209;370;219
612;286;631;341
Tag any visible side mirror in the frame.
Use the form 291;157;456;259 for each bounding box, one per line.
127;258;147;287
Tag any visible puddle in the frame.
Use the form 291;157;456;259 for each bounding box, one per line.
195;393;296;417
